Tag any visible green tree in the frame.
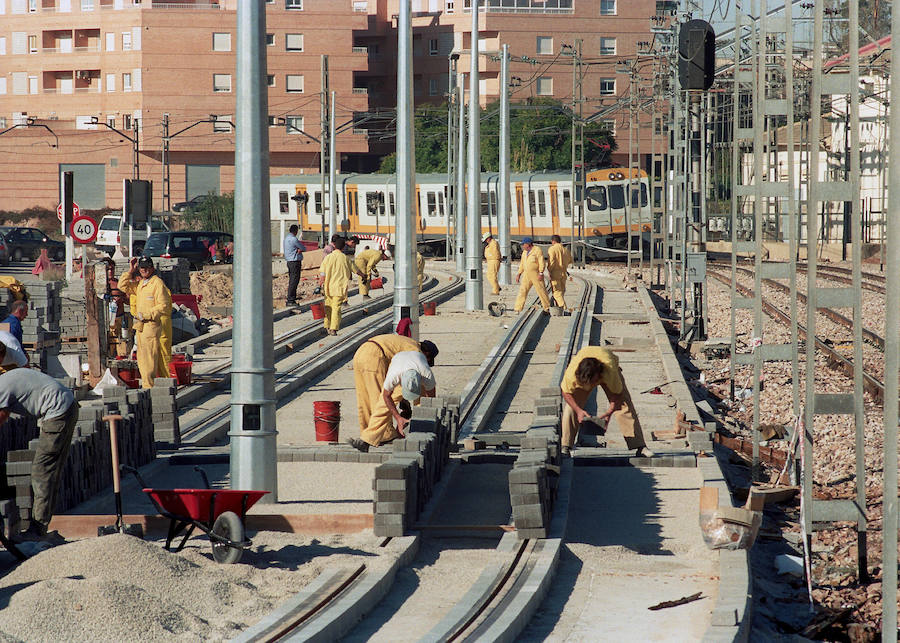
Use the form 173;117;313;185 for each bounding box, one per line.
377;98;616;173
182;192;234;233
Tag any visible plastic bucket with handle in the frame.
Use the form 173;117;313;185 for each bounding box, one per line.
313;400;340;442
310;302;325;319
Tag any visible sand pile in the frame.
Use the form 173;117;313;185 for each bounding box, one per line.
0;531;389;642
190;271;320;318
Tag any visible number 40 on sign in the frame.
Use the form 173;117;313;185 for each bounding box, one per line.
70;215;98;244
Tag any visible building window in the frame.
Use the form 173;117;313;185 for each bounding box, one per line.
212;114;232;132
29;0;38;11
446;0;455;12
0;80;6;96
122;32;132;51
105;32;114;51
285;0;302;9
106;115;115;128
81;0;93;10
267;74;275;87
536;36;553;56
285;115;303;135
123;72;132;91
599;37;616;56
429;78;439;96
213;73;232;92
602;119;616;135
266;33;275;46
279;191;290;214
212;32;231;52
600;0;616;15
28;34;37;53
286;74;304;93
285;33;303;52
0;38;5;55
599;78;615;95
106;73;115;91
123;114;132;129
429;38;438;55
536;77;552;95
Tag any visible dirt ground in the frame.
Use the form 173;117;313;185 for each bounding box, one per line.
189;268;321;319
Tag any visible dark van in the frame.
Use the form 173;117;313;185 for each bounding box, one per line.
142;231;233;270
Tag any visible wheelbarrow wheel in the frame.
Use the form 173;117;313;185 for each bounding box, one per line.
210;511;244;564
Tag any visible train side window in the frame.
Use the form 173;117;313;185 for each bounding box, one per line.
537;191;547;217
654;186;663;209
641;183;648;207
608;184;625;209
278;191;289;214
427;192;437;217
562;189;572;218
437;192;445;218
527;190;536;219
585;185;607;211
481;191;490;219
389;192;396;217
629;184;648;208
314;192;323;215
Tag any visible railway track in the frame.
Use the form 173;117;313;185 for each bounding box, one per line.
235;276;596;642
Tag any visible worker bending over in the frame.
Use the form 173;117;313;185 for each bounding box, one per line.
560;345;647;457
416;251;425;292
547;234;573;308
483;232;501;295
319;237;353;336
119;256;172;388
355;248;385;299
348;334;439;451
513;237;551;314
0;329;28;374
0;351;79;543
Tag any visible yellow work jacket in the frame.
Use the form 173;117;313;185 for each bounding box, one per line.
561;346;623;396
548;243;572;274
518;246;545;275
355;249;383;275
118;271;172;329
484;239;501;261
369;333;421;360
320;250;353;298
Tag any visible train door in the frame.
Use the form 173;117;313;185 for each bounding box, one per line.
515;184;525;235
549;183;560;236
345;185;359;232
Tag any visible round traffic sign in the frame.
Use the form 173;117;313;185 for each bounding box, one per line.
70;215;98;244
57;201;80;222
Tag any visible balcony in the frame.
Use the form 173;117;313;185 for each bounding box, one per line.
463;0;574;14
352;46;368;54
147;1;222;8
352;87;368;94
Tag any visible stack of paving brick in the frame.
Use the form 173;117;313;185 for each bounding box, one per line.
2;437;39;538
150;377;181;446
510;387;563;540
59;282;88;354
0;280;64;369
372;400;453;537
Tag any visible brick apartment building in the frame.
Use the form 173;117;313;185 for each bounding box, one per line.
0;0;662;211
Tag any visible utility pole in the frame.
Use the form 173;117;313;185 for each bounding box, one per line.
465;0;483;309
498;44;511;286
447;53;459;260
565;40;584;266
319;55;329;247
396;0;418;336
162;113;170;212
329;90;337;239
455;75;467;272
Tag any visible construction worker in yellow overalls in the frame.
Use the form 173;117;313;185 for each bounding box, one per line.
416;251;425;291
118;257;172;388
346;335;439;452
319;237;353;336
513;237;551;314
547;234;573;308
354;248;385;299
483;232;501;295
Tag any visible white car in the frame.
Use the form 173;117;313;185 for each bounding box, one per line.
96;214;169;256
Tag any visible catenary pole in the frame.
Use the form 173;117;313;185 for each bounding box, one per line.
329;90;337;239
455;76;467;272
230;0;277;500
465;0;483;310
498;44;511;286
395;0;418;337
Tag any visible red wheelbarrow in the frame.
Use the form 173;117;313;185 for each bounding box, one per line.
123;465;268;564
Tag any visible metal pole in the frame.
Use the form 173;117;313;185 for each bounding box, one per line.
133;119;140;180
162;113;170;212
498;44;511;286
395;0;418;337
320;55;328;247
447;54;458;260
626;66;634;274
229;0;277;500
455;76;467;272
329;90;337;240
465;0;483;310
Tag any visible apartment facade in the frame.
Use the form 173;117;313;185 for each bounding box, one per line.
0;0;663;211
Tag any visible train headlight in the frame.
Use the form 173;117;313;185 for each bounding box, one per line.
614;172;625;180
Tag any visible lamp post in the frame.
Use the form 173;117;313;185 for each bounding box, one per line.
161;115;233;212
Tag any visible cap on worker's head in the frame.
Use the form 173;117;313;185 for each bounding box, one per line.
521;236;533;246
419;339;439;366
137;256;155;270
401;369;422;401
482;232;492;242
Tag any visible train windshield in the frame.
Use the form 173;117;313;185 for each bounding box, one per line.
585;186;607;211
630;183;648;208
608;184;625;209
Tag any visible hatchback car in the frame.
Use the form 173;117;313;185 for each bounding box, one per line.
142;231;233;270
3;227;65;262
172;194;216;213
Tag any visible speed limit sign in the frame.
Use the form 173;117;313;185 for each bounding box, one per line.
70;215;98;244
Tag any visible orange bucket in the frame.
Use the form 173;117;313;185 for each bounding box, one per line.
313;400;340;442
369;277;384;290
310;302;325;319
423;301;437;316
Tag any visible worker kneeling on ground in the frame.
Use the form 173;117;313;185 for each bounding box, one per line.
319;237;353;336
348;334;439;452
560;345;647;458
514;237;551;314
355;247;386;299
0;348;79;544
118;256;173;388
483;232;501;296
547;234;573;309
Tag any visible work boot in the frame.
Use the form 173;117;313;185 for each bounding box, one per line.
561;446;571;457
347;437;369;453
362;294;371;300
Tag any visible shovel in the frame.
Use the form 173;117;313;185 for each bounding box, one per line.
98;414;144;538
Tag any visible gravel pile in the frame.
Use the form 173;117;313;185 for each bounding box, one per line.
0;531;390;642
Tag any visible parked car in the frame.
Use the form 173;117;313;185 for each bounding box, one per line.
142;231;233;270
2;227;65;262
96;213;170;256
0;232;10;266
172;194;216;213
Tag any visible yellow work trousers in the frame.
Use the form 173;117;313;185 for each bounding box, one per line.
358;273;371;296
486;260;501;295
353;341;390;436
323;294;343;331
548;270;567;307
360;385;405;447
514;272;551;312
561;385;646;449
136;320;165;388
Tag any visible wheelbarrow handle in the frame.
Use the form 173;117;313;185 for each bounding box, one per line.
194;466;212;490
